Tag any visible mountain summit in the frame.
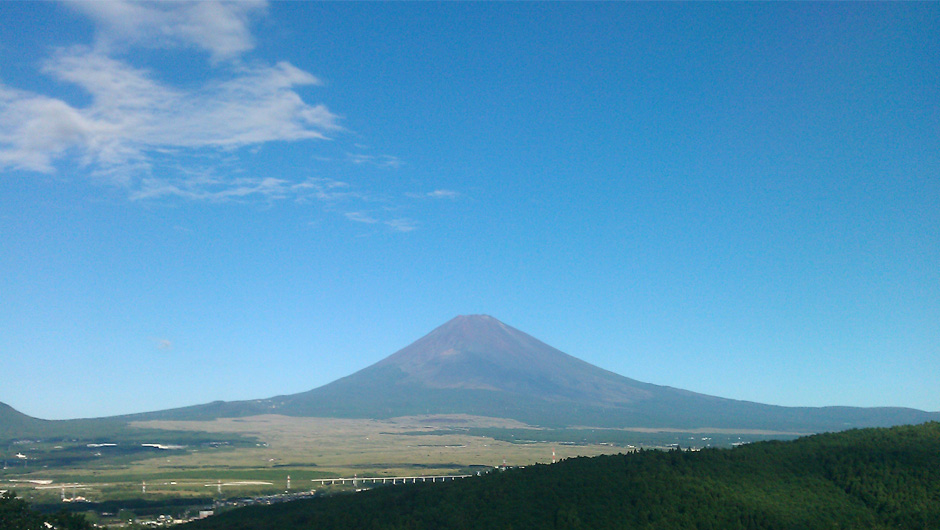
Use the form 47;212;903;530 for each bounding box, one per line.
243;315;935;431
369;314;652;404
129;314;938;431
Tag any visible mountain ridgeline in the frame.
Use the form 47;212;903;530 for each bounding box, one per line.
120;314;938;432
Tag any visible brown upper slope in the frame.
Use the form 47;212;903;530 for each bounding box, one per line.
260;315;938;431
14;315;938;432
371;314;654;404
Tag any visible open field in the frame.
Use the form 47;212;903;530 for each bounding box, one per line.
2;414;801;517
2;415;614;505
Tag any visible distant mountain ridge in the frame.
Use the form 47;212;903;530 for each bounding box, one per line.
0;401;36;428
122;314;939;432
3;315;938;433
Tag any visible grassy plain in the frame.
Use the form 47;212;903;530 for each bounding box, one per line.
3;415;625;506
3;413;800;513
126;414;624;475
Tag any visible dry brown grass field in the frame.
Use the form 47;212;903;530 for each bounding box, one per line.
128;414;629;475
5;414;635;505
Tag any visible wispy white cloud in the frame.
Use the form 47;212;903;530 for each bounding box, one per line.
385;218;418;232
132;174;352;204
0;0;335;178
152;338;173;350
67;0;266;62
427;189;459;199
407;189;460;199
0;84;106;173
347;153;403;169
0;49;338;178
0;1;427;234
292;178;359;202
345;211;379;224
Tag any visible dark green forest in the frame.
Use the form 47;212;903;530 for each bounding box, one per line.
182;422;940;530
0;491;92;530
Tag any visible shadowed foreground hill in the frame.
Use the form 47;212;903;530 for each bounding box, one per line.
131;315;939;432
0;402;39;432
0;402;128;441
183;422;940;530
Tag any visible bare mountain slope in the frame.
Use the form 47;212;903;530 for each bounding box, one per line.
371;314;654;403
16;315;937;432
245;315;937;431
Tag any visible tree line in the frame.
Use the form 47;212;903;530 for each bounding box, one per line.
6;422;939;529
181;421;939;530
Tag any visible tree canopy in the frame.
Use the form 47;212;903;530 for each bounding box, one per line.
183;422;940;530
0;491;92;530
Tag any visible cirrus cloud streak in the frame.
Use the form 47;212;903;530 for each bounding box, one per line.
0;49;338;178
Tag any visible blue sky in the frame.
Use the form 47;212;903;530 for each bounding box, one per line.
1;2;937;420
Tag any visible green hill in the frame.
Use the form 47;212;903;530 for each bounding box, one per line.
0;402;111;442
0;401;193;444
0;402;38;432
182;422;940;530
0;402;254;471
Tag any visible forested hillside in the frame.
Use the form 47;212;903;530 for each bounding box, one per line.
0;491;92;530
183;422;940;530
